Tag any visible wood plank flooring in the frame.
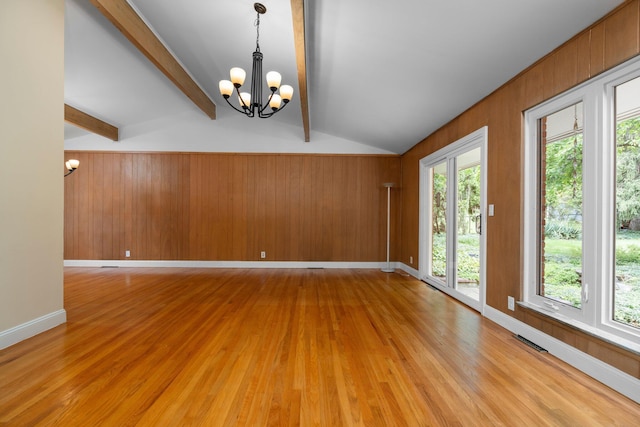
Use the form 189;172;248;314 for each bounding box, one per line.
1;268;639;426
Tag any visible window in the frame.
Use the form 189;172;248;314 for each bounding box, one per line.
613;77;640;332
537;101;584;310
524;56;640;350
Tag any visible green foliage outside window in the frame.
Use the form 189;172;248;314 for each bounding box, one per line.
543;117;640;328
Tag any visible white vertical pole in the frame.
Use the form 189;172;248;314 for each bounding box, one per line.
382;183;394;272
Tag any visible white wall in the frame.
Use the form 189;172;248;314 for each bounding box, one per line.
0;0;66;348
64;110;397;155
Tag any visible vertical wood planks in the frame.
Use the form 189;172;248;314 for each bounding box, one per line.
64;152;401;262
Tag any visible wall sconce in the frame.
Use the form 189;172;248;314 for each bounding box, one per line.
65;159;80;177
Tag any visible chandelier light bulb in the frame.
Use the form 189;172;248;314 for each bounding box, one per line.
219;80;234;98
239;92;251;109
230;67;246;87
279;85;294;103
269;94;282;110
266;71;282;91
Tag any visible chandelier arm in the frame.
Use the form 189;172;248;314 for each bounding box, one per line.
235;86;253;114
237;85;257;117
258;101;289;118
258;91;276;114
64;170;75;177
224;95;251;116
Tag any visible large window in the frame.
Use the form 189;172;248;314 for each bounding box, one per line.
524;57;640;349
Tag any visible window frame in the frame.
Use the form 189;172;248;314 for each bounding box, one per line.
523;55;640;350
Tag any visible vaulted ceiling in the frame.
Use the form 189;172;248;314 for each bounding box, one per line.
64;0;625;154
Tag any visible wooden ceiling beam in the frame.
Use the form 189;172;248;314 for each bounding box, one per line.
64;104;119;141
90;0;216;120
291;0;310;142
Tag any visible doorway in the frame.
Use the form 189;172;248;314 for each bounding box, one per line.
419;127;487;312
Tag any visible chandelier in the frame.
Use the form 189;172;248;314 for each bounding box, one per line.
218;3;294;118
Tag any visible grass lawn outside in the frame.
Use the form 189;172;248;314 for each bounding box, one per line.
544;230;640;328
431;230;640;328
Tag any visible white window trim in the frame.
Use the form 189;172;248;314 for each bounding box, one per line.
523;55;640;352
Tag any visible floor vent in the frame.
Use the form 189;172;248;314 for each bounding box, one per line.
422;281;439;291
514;334;548;352
101;265;119;268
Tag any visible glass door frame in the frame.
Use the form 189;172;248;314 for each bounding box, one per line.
419;127;488;313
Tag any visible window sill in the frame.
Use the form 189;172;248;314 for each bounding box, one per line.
517;301;640;356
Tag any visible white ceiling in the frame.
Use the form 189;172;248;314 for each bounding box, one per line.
64;0;625;154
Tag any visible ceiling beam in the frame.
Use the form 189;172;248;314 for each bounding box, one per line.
64;104;119;141
90;0;216;120
290;0;310;142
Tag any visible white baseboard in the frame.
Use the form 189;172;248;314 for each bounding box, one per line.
398;263;420;279
64;260;403;269
484;305;640;404
0;309;66;350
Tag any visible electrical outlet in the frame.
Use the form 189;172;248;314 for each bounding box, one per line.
125;250;131;258
410;256;413;264
260;251;266;259
508;296;515;311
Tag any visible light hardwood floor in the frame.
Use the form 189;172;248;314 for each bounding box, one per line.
1;268;639;426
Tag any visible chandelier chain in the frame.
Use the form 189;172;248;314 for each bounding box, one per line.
255;13;260;51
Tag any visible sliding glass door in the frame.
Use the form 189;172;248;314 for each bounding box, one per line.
420;128;487;312
430;161;448;284
455;147;482;301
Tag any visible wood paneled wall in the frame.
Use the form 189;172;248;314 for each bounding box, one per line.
400;0;640;377
64;152;401;262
